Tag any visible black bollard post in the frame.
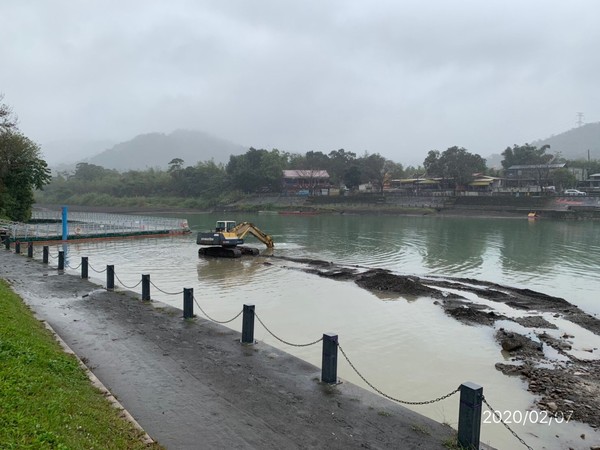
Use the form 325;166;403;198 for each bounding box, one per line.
141;274;150;301
81;257;88;279
42;246;49;263
321;333;338;384
106;265;114;290
15;241;21;254
241;304;255;344
183;288;194;319
457;382;483;449
58;251;65;270
27;242;33;258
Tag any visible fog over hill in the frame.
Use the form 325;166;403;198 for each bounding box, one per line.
49;121;600;173
83;129;247;171
532;122;600;160
485;121;600;169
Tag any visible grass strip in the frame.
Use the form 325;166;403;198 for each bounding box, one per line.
0;279;163;449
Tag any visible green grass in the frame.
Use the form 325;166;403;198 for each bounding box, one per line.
0;280;163;449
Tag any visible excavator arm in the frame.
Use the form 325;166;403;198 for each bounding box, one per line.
231;222;274;248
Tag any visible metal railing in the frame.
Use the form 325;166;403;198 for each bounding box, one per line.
1;211;189;241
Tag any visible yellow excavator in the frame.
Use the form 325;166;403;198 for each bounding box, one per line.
197;220;274;258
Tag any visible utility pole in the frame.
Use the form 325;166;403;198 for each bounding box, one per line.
576;112;584;127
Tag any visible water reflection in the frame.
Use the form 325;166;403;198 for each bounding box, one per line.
498;220;556;274
196;256;265;284
421;218;489;273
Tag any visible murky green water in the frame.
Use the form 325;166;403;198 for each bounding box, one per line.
56;213;600;450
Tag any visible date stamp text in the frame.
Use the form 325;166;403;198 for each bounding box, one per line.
483;410;573;426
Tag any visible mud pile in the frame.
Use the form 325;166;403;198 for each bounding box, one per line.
271;255;600;430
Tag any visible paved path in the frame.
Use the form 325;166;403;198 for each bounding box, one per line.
1;251;457;449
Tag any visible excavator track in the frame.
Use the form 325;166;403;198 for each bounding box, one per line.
198;247;242;258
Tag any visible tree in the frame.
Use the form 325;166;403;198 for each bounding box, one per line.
551;168;576;190
0;129;51;221
168;158;185;173
326;149;356;186
355;152;400;193
226;148;288;193
423;146;486;188
501;144;552;169
71;163;116;181
423;150;442;177
0;94;17;132
343;165;361;191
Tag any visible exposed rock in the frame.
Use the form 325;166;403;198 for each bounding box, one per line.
514;316;558;329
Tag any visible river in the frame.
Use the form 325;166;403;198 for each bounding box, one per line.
57;212;600;450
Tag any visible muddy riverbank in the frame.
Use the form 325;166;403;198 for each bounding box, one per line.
272;255;600;431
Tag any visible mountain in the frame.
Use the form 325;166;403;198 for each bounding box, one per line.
532;122;600;161
85;129;247;171
42;138;117;166
485;121;600;168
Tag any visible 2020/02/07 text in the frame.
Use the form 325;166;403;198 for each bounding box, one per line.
483;409;573;426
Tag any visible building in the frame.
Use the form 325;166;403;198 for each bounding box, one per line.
504;163;567;188
577;173;600;194
282;170;330;195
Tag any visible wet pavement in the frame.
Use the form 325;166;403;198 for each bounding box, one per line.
1;250;457;449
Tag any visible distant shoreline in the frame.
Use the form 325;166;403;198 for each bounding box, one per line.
35;195;600;220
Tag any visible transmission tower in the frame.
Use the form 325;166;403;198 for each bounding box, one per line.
576;112;584;127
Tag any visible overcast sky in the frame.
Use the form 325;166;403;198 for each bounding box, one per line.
1;0;598;165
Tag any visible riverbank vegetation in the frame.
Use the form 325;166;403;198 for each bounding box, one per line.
37;141;600;211
3;97;600;218
0;280;163;449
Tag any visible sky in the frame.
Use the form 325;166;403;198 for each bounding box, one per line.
1;0;599;166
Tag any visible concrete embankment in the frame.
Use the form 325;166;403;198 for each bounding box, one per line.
0;250;459;449
222;194;600;219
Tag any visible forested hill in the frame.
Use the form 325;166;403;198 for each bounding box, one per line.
532;122;600;160
86;129;247;170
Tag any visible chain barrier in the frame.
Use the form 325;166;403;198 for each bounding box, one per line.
149;280;183;296
482;397;534;450
88;263;107;273
48;251;59;259
192;296;243;324
114;272;143;290
254;312;323;347
338;344;460;405
66;261;82;270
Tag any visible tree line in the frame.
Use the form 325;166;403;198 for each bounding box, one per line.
2;97;598;221
36;143;593;212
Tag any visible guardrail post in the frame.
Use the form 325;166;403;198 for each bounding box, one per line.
241;304;255;344
106;265;114;290
27;242;33;258
142;274;150;300
321;333;338;383
42;246;49;263
81;257;88;279
457;382;483;449
15;241;21;254
58;251;65;270
183;288;194;318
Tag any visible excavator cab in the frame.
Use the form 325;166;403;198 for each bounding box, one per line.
215;221;236;232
